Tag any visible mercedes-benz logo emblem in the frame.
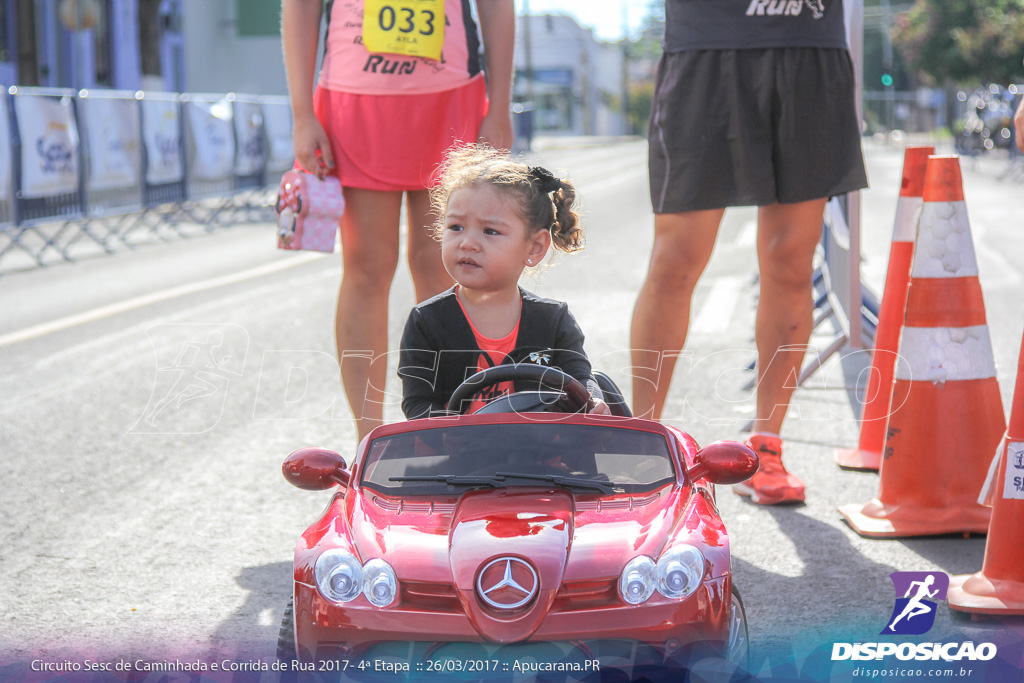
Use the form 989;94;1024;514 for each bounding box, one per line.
476;557;538;610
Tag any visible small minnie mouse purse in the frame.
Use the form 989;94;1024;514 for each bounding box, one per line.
275;170;345;252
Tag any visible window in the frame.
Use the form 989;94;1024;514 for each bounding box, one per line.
0;0;10;63
92;0;111;87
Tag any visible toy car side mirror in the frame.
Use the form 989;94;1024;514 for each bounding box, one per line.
686;441;758;486
282;447;350;490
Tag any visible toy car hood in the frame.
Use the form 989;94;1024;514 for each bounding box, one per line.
343;482;721;642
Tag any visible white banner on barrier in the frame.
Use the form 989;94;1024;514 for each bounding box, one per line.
233;101;264;176
15;95;80;199
0;97;11;201
187;99;235;181
262;103;294;170
83;98;142;191
141;98;184;185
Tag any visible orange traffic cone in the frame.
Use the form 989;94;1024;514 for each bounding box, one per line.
836;146;934;471
839;155;1005;537
948;329;1024;614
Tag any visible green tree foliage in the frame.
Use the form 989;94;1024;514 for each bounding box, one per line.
624;1;664;134
627;81;655;135
892;0;1024;85
630;0;665;60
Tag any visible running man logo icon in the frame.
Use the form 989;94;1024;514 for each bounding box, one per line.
131;323;248;434
881;571;949;635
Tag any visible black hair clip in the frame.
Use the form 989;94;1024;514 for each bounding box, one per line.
528;166;561;194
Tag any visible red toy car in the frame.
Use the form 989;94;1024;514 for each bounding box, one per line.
278;365;758;679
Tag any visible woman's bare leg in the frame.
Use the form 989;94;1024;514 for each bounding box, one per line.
405;189;453;302
336;187;402;442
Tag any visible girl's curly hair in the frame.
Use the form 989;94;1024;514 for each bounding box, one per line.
431;144;583;252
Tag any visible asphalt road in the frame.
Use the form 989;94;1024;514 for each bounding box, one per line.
1;137;1023;678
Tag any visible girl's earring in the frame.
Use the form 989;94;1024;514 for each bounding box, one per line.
526;259;533;265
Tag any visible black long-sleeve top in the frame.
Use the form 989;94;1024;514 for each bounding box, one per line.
398;287;596;419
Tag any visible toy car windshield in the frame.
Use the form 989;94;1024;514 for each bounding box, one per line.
360;422;675;495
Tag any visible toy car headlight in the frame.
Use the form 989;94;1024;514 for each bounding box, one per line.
314;550;363;603
656;545;705;599
619;556;656;605
362;558;398;608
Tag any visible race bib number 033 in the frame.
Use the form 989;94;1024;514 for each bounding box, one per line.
362;0;445;61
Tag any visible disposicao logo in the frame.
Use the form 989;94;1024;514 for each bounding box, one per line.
882;571;948;635
831;571;998;663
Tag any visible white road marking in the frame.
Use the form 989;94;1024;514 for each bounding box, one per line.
580;165;647;195
0;252;327;348
693;276;742;334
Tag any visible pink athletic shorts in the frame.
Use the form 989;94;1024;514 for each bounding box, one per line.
313;75;488;192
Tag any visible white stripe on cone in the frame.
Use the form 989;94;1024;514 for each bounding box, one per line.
913;201;980;278
894;325;998;382
892;196;923;242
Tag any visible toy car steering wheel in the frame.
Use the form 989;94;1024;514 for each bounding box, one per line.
448;364;592;415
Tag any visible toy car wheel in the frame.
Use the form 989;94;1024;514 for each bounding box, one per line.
726;585;750;673
276;598;297;667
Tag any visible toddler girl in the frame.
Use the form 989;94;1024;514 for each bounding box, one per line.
399;145;609;419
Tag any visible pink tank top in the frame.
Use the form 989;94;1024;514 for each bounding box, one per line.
319;0;483;95
456;290;520;413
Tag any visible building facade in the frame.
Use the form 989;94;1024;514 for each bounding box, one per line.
0;0;179;91
0;0;288;95
514;13;628;137
0;1;628;137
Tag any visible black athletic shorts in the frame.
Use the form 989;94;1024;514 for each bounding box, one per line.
648;47;869;213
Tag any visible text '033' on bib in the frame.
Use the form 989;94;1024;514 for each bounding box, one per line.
362;0;445;61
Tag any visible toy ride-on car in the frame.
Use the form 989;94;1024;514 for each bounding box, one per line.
278;364;758;678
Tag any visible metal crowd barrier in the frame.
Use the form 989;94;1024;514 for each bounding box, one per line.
3;86;86;266
77;88;145;251
261;95;295;181
233;94;266;191
139;90;188;223
224;93;269;223
180;92;237;226
0;86;295;274
0;89;13;231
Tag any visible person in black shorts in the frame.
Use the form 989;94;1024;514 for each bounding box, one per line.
631;0;868;505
